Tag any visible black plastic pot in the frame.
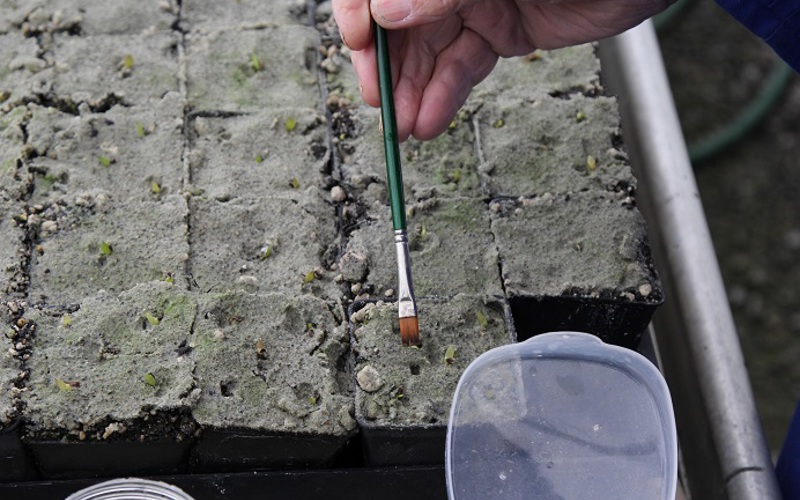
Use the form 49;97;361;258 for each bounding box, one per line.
0;420;36;482
26;439;192;479
509;294;662;349
189;428;355;472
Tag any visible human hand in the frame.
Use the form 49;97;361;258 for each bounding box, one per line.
333;0;671;141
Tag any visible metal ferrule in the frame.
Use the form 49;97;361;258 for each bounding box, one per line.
394;229;417;318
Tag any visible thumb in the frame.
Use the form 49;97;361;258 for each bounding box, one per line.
371;0;480;27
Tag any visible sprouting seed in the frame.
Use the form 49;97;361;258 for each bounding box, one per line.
289;177;300;189
100;241;113;256
98;155;113;167
151;181;162;194
419;224;429;240
576;111;586;122
308;396;317;405
255;155;264;163
144;372;157;387
444;345;456;365
251;52;264;72
586;155;597;171
451;168;461;183
285;118;297;132
136;122;146;137
256;338;267;359
123;54;134;70
61;314;72;327
303;270;316;284
163;273;174;284
145;312;160;326
448;120;457;129
476;310;489;329
55;378;73;392
259;245;272;260
492;118;504;128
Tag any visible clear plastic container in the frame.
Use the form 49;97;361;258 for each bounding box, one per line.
446;331;677;500
65;478;195;500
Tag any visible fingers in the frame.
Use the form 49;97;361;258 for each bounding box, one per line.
332;0;372;50
371;0;481;27
412;29;498;139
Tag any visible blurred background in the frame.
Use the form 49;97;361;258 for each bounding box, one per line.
654;0;800;455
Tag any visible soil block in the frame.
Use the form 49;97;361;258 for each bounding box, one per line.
28;194;190;305
24;93;185;205
5;0;178;36
187;109;329;203
351;295;515;466
0;32;41;106
341;198;503;299
469;45;601;101
491;191;662;347
185;26;322;113
476;95;634;198
336;106;482;204
22;282;198;477
190;292;356;471
33;31;181;108
189;194;339;300
182;0;308;31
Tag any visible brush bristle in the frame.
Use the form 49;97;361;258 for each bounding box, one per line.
399;316;420;347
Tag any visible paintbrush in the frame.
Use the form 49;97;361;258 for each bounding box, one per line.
374;22;420;346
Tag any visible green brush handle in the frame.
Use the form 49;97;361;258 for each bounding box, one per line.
374;23;406;231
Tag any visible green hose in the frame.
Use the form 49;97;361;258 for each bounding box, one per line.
688;61;795;164
653;0;796;165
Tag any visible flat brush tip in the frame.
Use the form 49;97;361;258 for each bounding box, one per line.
399;316;420;347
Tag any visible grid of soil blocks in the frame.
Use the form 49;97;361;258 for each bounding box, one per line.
0;0;661;484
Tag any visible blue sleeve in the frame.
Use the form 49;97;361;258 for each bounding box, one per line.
715;0;800;72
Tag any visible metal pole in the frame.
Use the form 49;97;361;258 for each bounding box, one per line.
599;21;781;499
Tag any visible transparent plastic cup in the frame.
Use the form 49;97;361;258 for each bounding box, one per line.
66;478;195;500
446;331;677;500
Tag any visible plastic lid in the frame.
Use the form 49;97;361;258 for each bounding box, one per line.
446;332;677;500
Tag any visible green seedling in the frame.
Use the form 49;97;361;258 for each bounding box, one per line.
259;245;272;260
144;312;160;326
255;155;264;163
136;122;147;137
303;270;316;285
576;111;587;122
98;155;113;167
123;54;134;70
586;155;597;171
444;345;456;365
55;378;79;392
289;177;300;189
251;52;264;72
100;241;113;256
492;118;504;128
61;314;72;327
144;372;157;387
285;118;297;132
476;310;489;329
308;396;317;405
150;181;162;194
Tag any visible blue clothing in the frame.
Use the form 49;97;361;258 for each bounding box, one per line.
777;400;800;498
715;0;800;72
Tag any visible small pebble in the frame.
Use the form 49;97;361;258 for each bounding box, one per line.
384;288;394;298
331;185;346;202
356;365;383;392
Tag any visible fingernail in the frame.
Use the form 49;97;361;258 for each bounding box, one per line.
371;0;412;22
